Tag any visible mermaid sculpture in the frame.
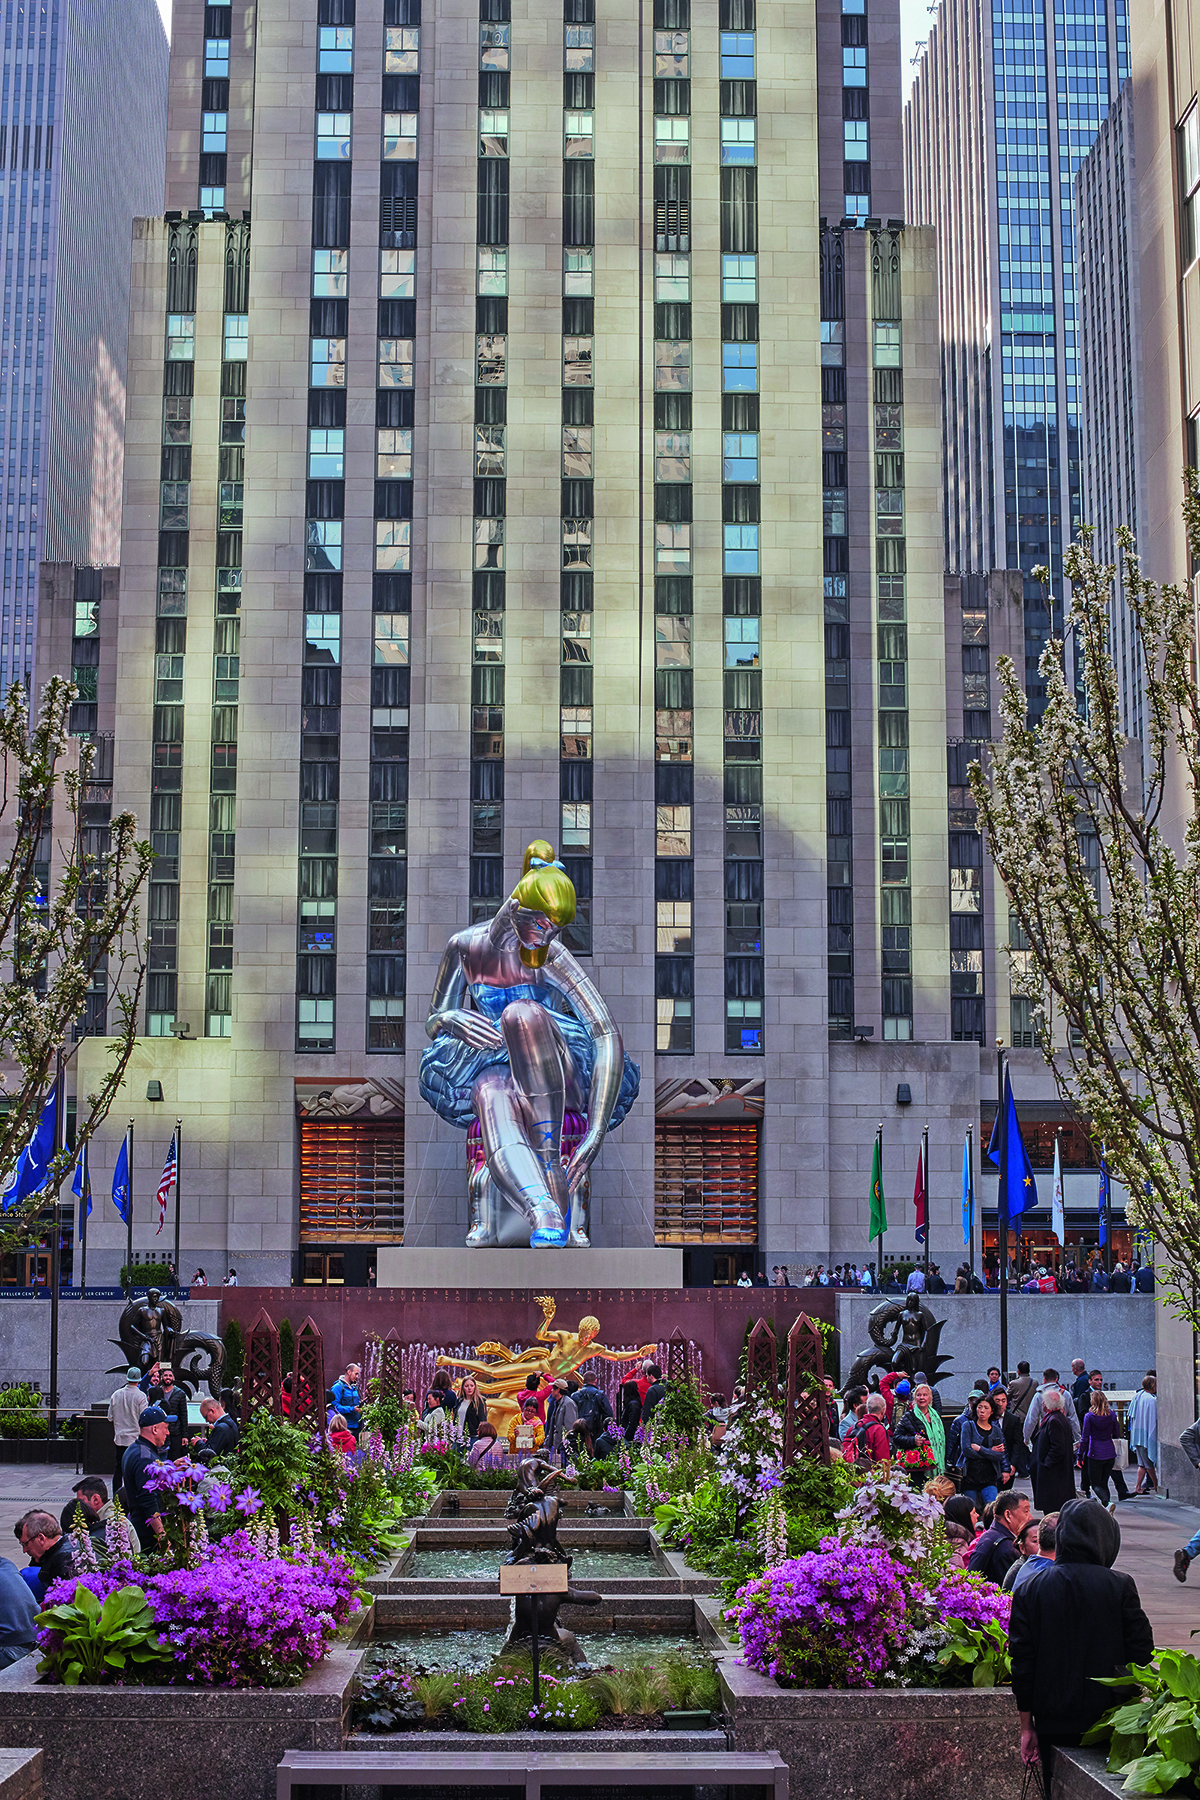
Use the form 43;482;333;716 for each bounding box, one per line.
420;842;639;1248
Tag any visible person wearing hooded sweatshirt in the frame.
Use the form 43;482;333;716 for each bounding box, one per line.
1011;1498;1154;1779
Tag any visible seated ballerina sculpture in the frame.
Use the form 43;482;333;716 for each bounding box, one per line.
420;842;640;1248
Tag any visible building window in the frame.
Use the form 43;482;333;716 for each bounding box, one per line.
479;110;509;157
654;253;689;302
720;32;755;77
654;117;689;163
375;521;412;572
722;342;757;391
654;29;688;77
725;997;762;1054
844;120;869;161
311;338;347;386
655;340;691;390
202;111;227;152
204;37;230;76
316;113;352;160
376;427;412;479
720;119;755;165
843;45;867;84
383;113;419;160
873;321;901;367
724;617;760;668
200;187;225;213
655;432;689;481
309;429;345;478
381;248;416;298
306;613;341;663
481;22;511;69
564;248;593;296
722;432;758;481
166;314;195;361
723;524;759;574
305;520;343;573
1181;106;1200;268
478;247;508;295
385;26;419;72
565;23;595;70
379;338;415;387
318;25;354;71
654;521;691;573
223;313;248;361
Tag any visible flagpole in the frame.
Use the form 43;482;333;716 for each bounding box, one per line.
1104;1147;1113;1279
922;1122;930;1281
47;1050;65;1440
967;1125;975;1281
997;1038;1008;1377
877;1121;884;1281
126;1117;134;1288
79;1141;89;1294
173;1118;182;1289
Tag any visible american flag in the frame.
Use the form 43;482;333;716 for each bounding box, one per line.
155;1133;178;1236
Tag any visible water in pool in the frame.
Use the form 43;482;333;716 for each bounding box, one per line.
367;1628;701;1674
411;1547;655;1579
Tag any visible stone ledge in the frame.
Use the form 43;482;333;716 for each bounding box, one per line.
1049;1747;1128;1800
0;1751;41;1800
0;1625;368;1800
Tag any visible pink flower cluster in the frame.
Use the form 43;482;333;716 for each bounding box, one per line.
39;1533;361;1688
731;1541;907;1688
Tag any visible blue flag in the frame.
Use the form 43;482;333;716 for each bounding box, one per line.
0;1091;56;1211
987;1067;1039;1225
72;1140;92;1232
1098;1153;1110;1247
962;1131;972;1247
111;1135;130;1226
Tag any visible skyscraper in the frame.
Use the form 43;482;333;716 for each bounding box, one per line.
905;0;1129;713
0;0;169;691
52;0;1036;1287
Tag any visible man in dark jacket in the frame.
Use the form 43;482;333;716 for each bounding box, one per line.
198;1396;240;1460
19;1513;75;1602
148;1368;192;1459
640;1367;667;1428
968;1490;1030;1583
1012;1498;1153;1775
121;1406;173;1543
571;1379;612;1448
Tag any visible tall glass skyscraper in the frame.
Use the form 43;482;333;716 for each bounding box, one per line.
905;0;1128;712
0;0;168;690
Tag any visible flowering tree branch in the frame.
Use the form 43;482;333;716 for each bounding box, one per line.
0;677;154;1252
970;482;1200;1326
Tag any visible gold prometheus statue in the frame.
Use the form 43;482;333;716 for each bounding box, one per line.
436;1295;656;1434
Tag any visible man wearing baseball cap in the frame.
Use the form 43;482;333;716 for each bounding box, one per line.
121;1407;173;1543
107;1367;147;1489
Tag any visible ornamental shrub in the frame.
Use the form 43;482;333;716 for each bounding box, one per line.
0;1382;48;1438
222;1317;245;1383
39;1535;362;1687
732;1543;909;1688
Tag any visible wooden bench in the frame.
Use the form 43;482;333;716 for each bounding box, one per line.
277;1748;787;1800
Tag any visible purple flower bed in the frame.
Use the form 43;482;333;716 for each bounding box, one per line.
38;1534;362;1688
931;1567;1011;1634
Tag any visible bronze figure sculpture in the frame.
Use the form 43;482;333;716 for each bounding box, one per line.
841;1293;952;1395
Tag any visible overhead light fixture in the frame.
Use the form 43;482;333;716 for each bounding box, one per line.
146;1081;163;1102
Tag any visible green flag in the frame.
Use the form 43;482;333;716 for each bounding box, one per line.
868;1133;887;1240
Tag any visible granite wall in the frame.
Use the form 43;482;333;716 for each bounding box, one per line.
0;1296;220;1412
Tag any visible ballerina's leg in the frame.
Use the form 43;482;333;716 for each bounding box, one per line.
499;1000;572;1218
473;1069;567;1245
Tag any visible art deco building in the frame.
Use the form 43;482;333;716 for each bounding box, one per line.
39;0;1057;1287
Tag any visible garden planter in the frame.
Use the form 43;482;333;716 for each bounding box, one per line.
0;1440;78;1465
718;1657;1024;1800
660;1709;712;1729
1047;1748;1128;1800
0;1615;371;1800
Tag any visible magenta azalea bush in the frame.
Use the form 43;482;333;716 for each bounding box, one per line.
731;1543;908;1687
38;1534;362;1687
730;1540;1012;1690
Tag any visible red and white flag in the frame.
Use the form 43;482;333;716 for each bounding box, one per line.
155;1133;178;1236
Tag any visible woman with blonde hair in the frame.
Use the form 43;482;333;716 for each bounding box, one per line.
421;842;640;1247
1078;1389;1130;1506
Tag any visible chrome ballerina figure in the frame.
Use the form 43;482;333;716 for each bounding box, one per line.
420;842;639;1248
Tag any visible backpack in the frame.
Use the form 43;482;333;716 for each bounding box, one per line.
843;1418;877;1464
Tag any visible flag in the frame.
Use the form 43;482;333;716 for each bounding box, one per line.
868;1132;888;1240
111;1133;130;1225
155;1133;178;1236
992;1067;1039;1225
72;1140;92;1234
961;1131;972;1247
1051;1136;1065;1245
0;1090;56;1212
914;1146;927;1245
1098;1151;1110;1247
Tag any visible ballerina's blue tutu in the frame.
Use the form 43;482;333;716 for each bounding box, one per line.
419;980;640;1131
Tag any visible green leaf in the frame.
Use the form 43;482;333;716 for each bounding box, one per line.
971;1661;996;1688
1117;1755;1188;1794
1108;1734;1147;1773
72;1585;101;1620
62;1664;82;1687
1160;1727;1199;1767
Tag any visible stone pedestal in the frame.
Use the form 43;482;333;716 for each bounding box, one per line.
375;1247;682;1288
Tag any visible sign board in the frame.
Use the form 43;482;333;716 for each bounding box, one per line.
499;1563;569;1595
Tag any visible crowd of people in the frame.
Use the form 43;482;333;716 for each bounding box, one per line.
732;1256;1155;1293
404;1357;687;1467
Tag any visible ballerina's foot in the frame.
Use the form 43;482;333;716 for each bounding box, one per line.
529;1201;568;1247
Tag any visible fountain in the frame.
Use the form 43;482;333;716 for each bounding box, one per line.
498;1456;602;1666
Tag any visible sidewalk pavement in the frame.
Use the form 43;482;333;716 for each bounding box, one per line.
1111;1491;1200;1650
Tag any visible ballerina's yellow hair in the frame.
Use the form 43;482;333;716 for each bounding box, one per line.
512;857;576;927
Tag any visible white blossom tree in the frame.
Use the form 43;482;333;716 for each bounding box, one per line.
971;485;1200;1325
0;676;154;1253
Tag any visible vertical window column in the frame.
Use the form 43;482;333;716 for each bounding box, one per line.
298;0;354;1054
652;0;691;1047
471;0;510;921
206;220;249;1037
149;222;198;1038
719;0;761;1055
820;226;851;1038
840;0;869;224
561;0;596;954
370;0;420;1050
200;3;231;214
872;232;910;1041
